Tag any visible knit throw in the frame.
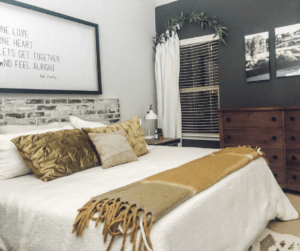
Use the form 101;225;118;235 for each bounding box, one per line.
72;146;266;251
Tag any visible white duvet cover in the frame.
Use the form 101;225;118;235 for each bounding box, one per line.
0;146;298;251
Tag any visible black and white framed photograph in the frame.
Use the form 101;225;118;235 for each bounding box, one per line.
245;32;270;82
0;0;101;94
276;23;300;78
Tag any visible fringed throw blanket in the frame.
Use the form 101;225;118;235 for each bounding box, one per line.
72;146;267;251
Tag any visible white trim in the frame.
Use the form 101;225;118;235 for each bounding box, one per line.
182;133;220;141
179;34;219;47
180;85;219;93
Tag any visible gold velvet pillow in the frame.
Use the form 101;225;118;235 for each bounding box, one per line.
88;130;138;169
11;129;99;182
82;115;149;157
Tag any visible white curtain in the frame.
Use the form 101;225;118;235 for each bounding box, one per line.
155;31;182;142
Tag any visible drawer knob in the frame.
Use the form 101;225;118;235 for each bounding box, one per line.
272;117;276;121
291;136;296;141
272;136;277;141
290;116;295;121
273;155;278;160
274;173;278;178
292;156;297;161
226;118;230;122
292;175;297;180
227;135;231;139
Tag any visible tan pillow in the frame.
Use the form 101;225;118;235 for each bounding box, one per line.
82;115;149;157
11;129;99;182
89;130;138;169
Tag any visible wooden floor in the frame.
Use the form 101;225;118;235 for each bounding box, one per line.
267;190;300;237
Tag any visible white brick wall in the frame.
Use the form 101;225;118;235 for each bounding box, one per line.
0;98;120;126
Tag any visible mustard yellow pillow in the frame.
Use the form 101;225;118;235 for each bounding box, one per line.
88;130;138;169
11;129;99;182
82;115;149;157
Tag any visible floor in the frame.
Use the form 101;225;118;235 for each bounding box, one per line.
267;190;300;237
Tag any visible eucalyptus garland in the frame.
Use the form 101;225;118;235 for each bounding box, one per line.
153;12;228;48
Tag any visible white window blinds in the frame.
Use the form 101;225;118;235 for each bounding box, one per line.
179;37;220;141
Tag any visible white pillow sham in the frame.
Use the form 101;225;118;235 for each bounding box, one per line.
0;122;73;134
69;116;107;130
146;144;155;150
0;125;74;180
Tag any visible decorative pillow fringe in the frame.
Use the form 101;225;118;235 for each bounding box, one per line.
72;198;154;251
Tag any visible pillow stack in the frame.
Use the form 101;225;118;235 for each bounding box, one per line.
4;115;148;182
82;115;149;157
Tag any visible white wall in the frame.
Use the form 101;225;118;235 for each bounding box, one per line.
1;0;156;121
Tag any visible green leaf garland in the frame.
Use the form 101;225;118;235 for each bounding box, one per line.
153;12;228;49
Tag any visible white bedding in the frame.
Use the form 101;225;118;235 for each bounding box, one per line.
0;146;298;251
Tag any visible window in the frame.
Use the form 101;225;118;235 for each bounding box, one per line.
179;35;220;141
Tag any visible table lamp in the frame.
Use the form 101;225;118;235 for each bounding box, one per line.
144;105;158;139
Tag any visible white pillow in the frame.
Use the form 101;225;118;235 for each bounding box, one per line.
57;122;74;128
146;144;155;150
0;122;73;134
69;116;107;130
0;125;74;180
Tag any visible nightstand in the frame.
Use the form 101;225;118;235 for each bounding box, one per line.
145;138;181;147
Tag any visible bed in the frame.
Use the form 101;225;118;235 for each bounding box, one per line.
0;144;298;251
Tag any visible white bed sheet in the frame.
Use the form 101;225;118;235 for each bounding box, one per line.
0;146;298;251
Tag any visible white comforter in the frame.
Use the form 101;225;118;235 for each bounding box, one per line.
0;146;298;251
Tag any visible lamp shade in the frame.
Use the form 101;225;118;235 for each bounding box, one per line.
145;109;158;120
144;105;157;139
145;110;157;120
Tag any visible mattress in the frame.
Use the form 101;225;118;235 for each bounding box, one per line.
0;146;298;251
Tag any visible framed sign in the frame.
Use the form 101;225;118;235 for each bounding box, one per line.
0;0;101;94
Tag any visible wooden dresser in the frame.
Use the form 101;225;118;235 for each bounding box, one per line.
217;106;300;192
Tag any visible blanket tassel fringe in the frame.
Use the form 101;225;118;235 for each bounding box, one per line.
72;198;155;251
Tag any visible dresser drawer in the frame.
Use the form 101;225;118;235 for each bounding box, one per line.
286;168;300;189
286;149;300;167
269;165;285;184
285;111;300;130
223;129;283;148
223;111;282;129
285;130;300;149
262;148;284;165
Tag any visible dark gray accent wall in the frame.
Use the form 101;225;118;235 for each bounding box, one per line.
156;0;300;109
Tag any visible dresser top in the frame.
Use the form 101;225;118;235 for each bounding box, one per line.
145;138;180;145
217;105;300;112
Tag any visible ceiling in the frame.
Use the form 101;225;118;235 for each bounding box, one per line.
139;0;177;7
155;0;177;6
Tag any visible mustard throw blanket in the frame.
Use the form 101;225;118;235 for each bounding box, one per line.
72;146;266;251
